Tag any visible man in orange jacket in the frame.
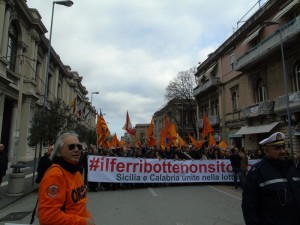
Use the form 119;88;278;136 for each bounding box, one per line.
38;132;95;225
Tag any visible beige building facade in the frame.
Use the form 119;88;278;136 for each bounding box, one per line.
0;0;96;163
194;0;300;153
134;124;149;146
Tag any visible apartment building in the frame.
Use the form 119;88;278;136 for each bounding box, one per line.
0;0;95;162
152;98;196;145
194;0;300;153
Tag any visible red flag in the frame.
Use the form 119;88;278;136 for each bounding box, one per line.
123;111;135;136
202;114;214;137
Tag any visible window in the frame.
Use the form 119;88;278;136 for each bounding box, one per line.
35;61;42;82
228;52;235;70
201;104;209;117
7;24;18;71
295;63;300;91
57;74;63;99
232;92;238;111
47;74;53;99
255;78;267;103
211;100;219;116
187;111;194;126
251;36;261;47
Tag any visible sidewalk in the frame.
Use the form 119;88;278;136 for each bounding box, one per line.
0;166;39;210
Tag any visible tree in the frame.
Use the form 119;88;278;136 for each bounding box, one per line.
165;67;197;101
73;124;97;147
165;67;198;136
28;99;77;147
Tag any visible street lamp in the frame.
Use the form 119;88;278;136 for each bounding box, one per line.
91;91;99;107
90;91;99;128
263;21;293;157
43;1;73;106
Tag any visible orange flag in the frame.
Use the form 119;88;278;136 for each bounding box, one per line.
147;119;154;137
146;119;157;147
165;115;171;130
178;134;188;147
188;133;203;148
208;133;216;147
97;111;109;147
119;139;125;147
202;114;214;138
110;133;119;148
218;140;228;148
147;136;157;147
70;97;76;114
160;128;167;150
169;124;177;141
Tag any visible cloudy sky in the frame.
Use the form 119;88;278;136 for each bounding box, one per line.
26;0;267;138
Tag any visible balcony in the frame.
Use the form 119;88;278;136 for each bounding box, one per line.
274;91;300;114
242;100;274;118
193;77;219;97
197;115;220;128
234;16;300;71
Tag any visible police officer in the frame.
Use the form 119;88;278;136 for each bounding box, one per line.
242;132;300;225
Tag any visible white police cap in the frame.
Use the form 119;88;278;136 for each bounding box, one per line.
259;132;285;146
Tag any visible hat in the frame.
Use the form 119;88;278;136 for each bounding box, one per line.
259;132;285;146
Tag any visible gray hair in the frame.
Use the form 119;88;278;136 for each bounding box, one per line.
50;132;79;160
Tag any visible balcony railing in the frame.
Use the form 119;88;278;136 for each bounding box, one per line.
234;16;300;71
242;100;274;118
193;77;218;97
274;91;300;113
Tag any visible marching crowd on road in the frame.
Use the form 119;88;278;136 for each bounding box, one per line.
1;131;300;225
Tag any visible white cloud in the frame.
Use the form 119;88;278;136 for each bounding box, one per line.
26;0;267;138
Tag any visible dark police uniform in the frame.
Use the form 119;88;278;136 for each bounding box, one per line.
242;132;300;225
242;158;300;225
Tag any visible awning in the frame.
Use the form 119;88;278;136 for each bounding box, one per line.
206;62;218;75
235;122;279;135
242;27;262;46
272;0;299;22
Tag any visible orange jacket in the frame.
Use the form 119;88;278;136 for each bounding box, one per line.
38;163;92;225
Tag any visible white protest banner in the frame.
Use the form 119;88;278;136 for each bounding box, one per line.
88;156;260;183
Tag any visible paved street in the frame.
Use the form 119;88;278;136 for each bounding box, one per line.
0;182;244;225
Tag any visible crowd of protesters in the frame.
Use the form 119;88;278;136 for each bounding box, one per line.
79;144;265;192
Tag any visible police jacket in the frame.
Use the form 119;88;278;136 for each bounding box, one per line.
38;157;92;225
242;157;300;225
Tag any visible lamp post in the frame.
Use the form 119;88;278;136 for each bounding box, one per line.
263;21;293;157
43;1;73;107
90;91;99;128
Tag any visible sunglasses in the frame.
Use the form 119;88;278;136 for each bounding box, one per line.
67;144;83;151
